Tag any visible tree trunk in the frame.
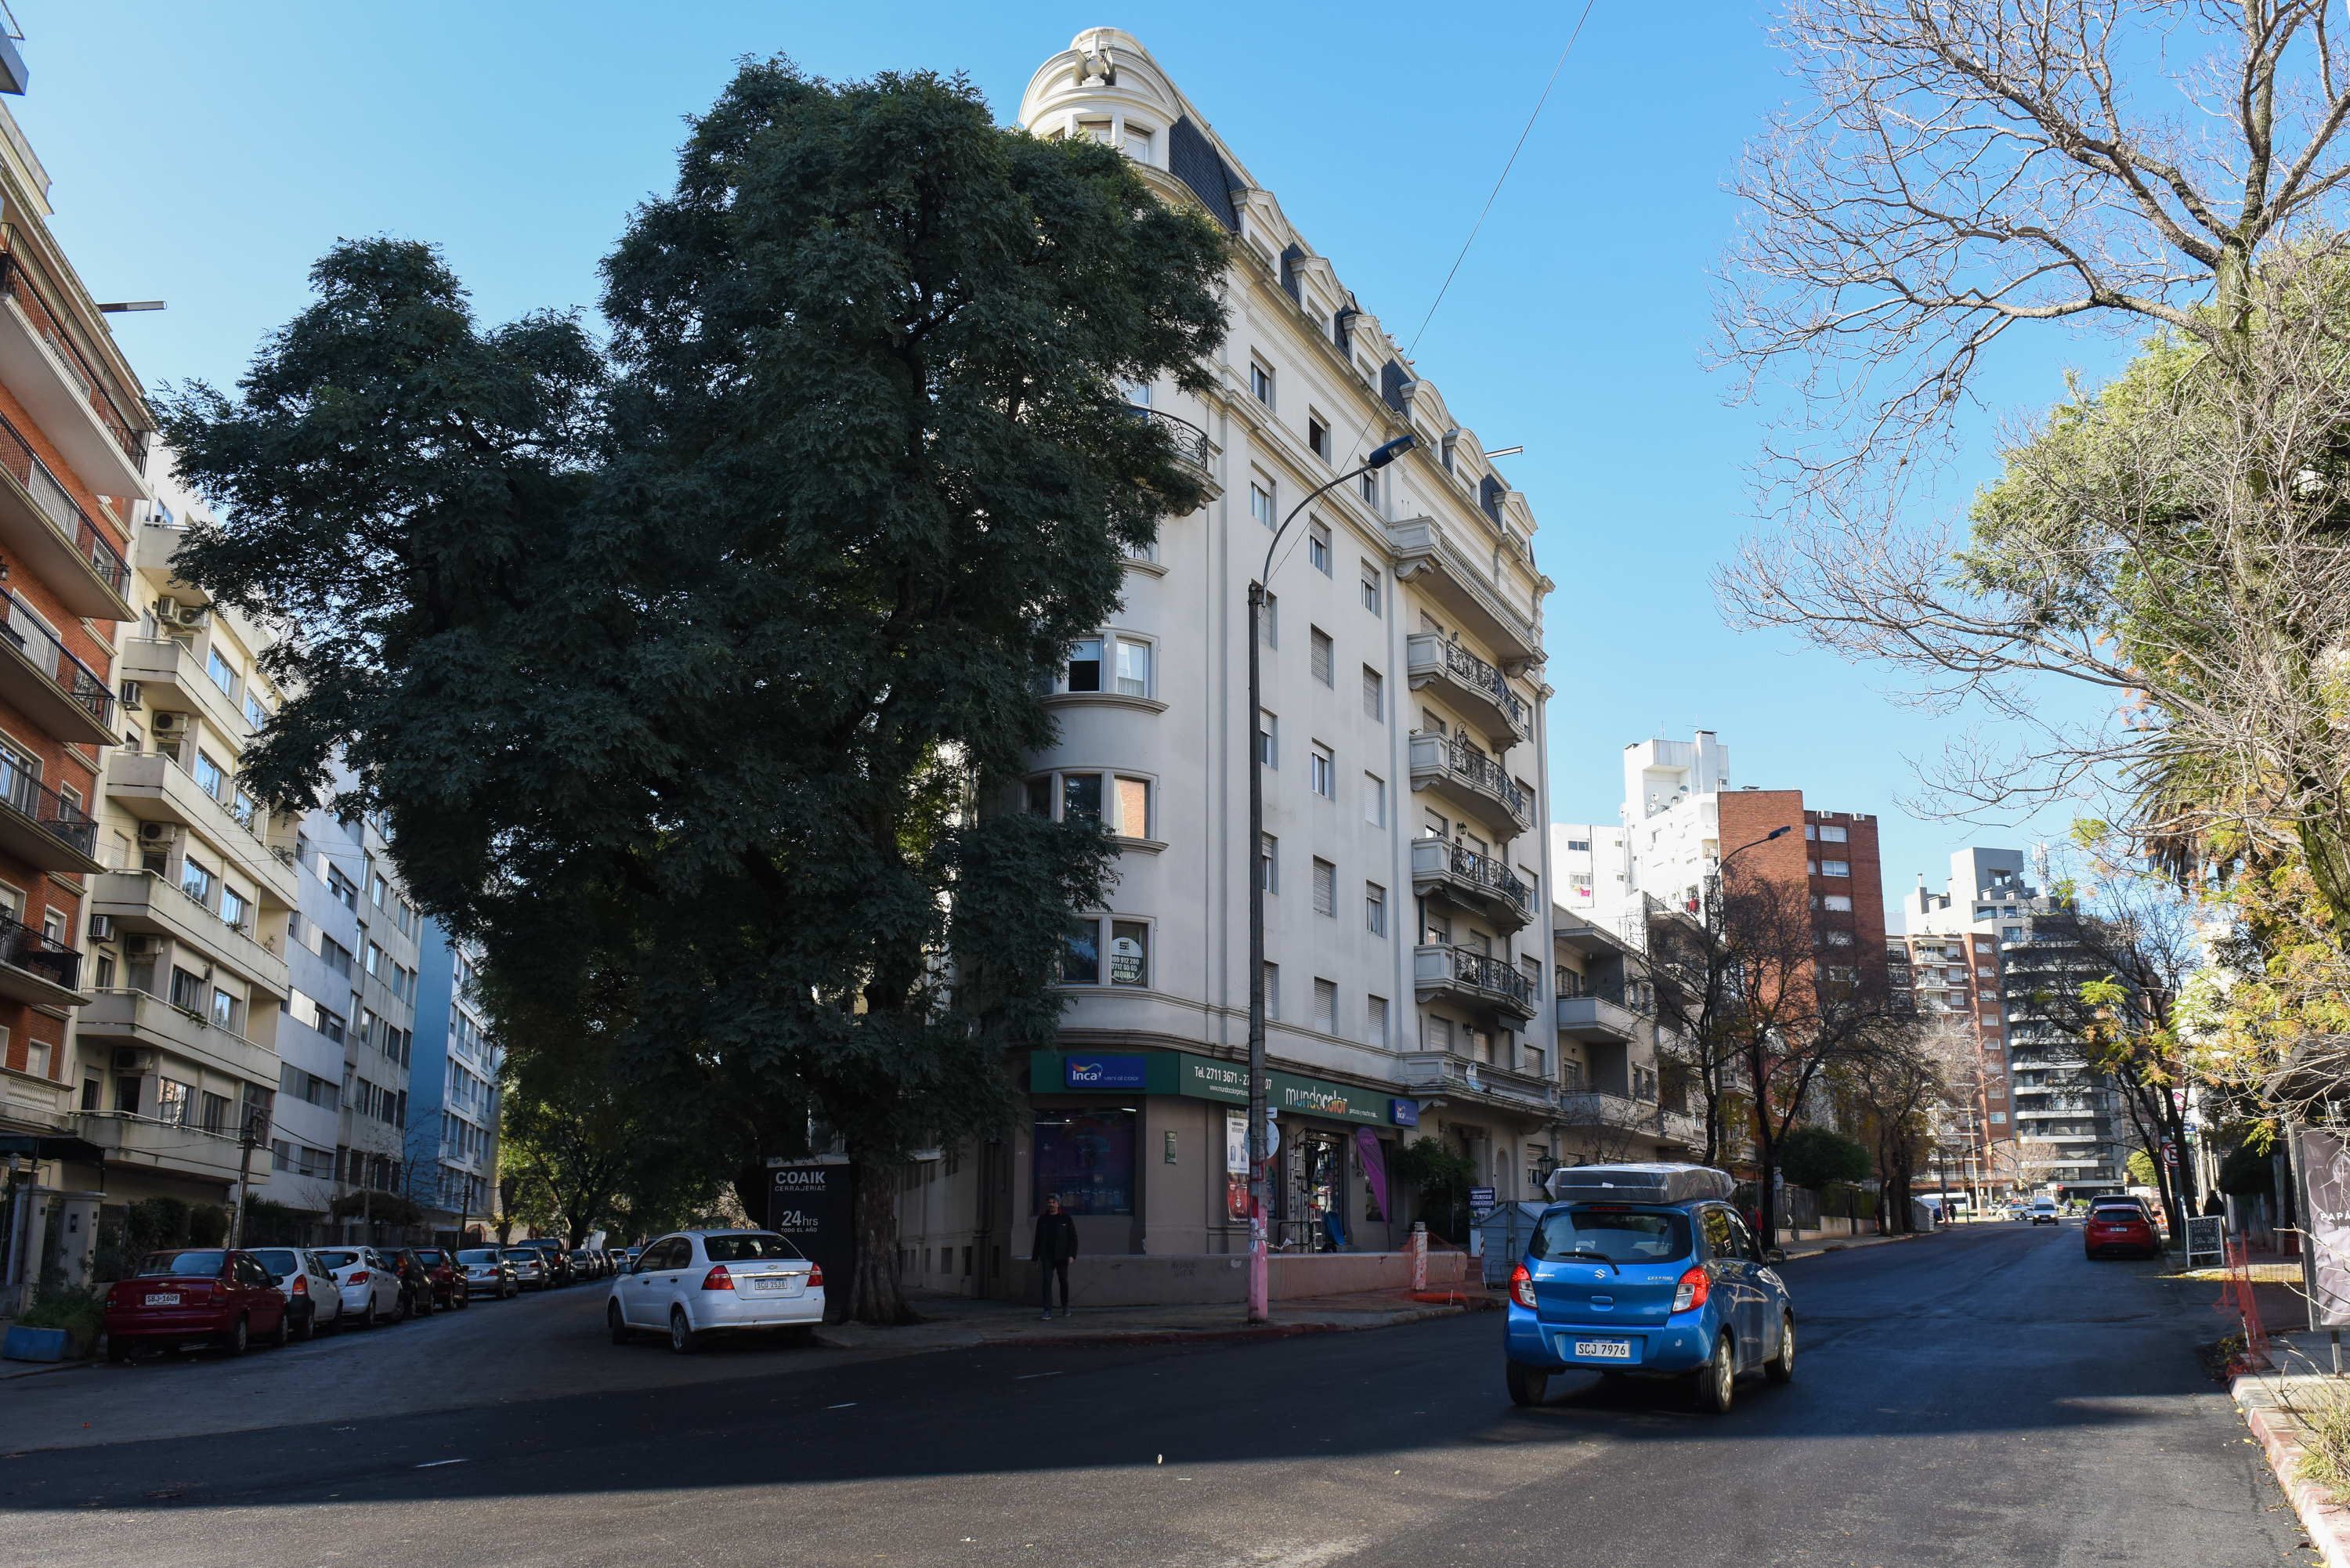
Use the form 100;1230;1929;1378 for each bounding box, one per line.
844;1147;918;1325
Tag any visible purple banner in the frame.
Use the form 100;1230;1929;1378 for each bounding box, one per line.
1356;1127;1390;1224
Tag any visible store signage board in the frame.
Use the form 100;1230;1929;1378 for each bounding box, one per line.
1065;1054;1148;1089
2184;1214;2225;1268
1470;1187;1496;1219
1029;1051;1401;1125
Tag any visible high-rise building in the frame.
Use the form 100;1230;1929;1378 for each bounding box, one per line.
406;923;499;1237
0;92;160;1250
1898;848;2123;1196
893;30;1557;1296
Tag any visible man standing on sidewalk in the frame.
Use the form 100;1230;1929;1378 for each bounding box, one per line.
1034;1194;1079;1320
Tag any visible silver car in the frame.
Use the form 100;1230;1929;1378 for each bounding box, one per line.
310;1247;405;1327
501;1246;550;1291
607;1230;823;1353
248;1247;343;1339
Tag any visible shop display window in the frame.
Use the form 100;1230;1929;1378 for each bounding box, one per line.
1034;1107;1136;1216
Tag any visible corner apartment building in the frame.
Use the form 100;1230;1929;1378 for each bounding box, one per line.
71;461;299;1215
1900;848;2122;1196
894;29;1559;1295
0;97;148;1205
1552;905;1702;1165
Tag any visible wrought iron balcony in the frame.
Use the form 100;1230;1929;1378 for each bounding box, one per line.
1409;836;1531;931
0;764;99;871
1412;942;1536;1019
0;583;113;741
1126;405;1213;474
0;406;132;617
0;909;81;1004
0;236;143;464
1407;732;1531;839
1405;632;1526;746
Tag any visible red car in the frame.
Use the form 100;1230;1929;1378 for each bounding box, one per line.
2084;1207;2160;1259
406;1246;471;1310
103;1248;291;1360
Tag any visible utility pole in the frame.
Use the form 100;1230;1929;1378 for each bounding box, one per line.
229;1107;269;1248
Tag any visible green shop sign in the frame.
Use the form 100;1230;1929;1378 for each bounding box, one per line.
1031;1050;1396;1126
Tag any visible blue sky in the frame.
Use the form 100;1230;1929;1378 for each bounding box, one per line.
13;2;2129;911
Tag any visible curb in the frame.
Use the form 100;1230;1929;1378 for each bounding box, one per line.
2233;1370;2350;1567
812;1298;1488;1354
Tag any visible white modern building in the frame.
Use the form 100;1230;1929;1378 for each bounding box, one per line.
895;29;1563;1296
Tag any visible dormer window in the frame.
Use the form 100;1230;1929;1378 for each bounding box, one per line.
1123;123;1155;162
1078;118;1112;145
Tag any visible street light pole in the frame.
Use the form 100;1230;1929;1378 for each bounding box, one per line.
1246;432;1415;1324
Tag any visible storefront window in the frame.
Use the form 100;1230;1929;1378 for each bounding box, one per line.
1034;1108;1135;1216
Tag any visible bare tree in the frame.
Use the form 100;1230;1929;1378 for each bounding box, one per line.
1845;1019;1965;1230
1716;3;2350;945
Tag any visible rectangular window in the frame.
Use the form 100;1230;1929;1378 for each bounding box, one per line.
327;865;357;911
1314;978;1337;1033
320;935;352;977
180;857;215;906
1312;858;1336;916
244;692;269;729
1821;860;1851;878
1033;1108;1135;1216
212;988;236;1031
1368;995;1388;1043
1263;963;1280;1021
1360;563;1380;616
1823;894;1853;912
1366;883;1386;936
1061;919;1101;985
1364;774;1385;826
1110;920;1148;987
1310;744;1335;798
157;1078;193;1126
1062;772;1103;828
1250;361;1274;405
1114;637;1151;697
1114;776;1150;839
1258;710;1277;768
201;1091;229;1134
1250;482;1274;527
316;1005;346;1045
169;966;204;1013
1308;519;1332;573
193;750;228;800
1358;469;1377;504
1260;833;1277;894
206;647;237;697
1309;627;1332;685
1362;666;1383;720
1818;824;1849;843
366;941;385;977
1308;417;1331;462
1065;637;1103;692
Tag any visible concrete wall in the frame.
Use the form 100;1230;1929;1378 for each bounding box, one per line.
1012;1247;1467;1308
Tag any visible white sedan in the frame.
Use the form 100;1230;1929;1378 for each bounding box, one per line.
310;1246;406;1326
607;1230;823;1353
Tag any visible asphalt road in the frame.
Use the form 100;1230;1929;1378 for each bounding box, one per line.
0;1223;2309;1568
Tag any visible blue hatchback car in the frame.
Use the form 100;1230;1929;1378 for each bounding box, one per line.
1504;1163;1795;1414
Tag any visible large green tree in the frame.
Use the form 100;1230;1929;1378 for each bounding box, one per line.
161;60;1229;1322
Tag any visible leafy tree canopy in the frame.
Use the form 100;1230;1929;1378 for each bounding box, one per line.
1776;1125;1873;1190
159;60;1231;1322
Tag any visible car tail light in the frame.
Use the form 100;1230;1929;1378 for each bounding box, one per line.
808;1264;823;1290
701;1265;734;1291
1508;1263;1537;1310
291;1276;308;1295
1673;1265;1710;1313
349;1271;370;1285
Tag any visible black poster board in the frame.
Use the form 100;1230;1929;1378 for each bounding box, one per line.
767;1159;855;1303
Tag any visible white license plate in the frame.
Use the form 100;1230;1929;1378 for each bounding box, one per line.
143;1293;180;1306
1573;1338;1632;1360
754;1276;802;1293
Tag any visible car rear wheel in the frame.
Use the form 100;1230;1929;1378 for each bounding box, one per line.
455;1285;469;1310
1692;1332;1735;1414
294;1306;316;1342
609;1302;634;1346
265;1309;291;1349
1505;1360;1548;1407
1765;1313;1795;1384
221;1316;249;1357
355;1295;376;1329
669;1307;699;1356
392;1290;411;1324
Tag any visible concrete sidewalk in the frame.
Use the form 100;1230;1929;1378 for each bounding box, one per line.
1777;1229;1942;1262
815;1282;1495;1357
2232;1335;2350;1568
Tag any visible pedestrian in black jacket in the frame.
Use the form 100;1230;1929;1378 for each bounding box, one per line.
1034;1194;1079;1319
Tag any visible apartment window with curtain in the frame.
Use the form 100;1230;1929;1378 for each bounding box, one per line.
1308;519;1331;573
1360;563;1380;616
1310;744;1334;798
1365;883;1386;935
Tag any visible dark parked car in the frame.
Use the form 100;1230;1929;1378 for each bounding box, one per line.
523;1241;575;1288
408;1246;471;1309
569;1248;606;1282
385;1249;440;1317
103;1248;291;1359
604;1248;630;1274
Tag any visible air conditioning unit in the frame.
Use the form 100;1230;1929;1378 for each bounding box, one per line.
118;680;142;710
137;820;175;844
110;1048;155;1074
87;914;114;942
150;711;190;736
153;598;181;626
124;934;163;959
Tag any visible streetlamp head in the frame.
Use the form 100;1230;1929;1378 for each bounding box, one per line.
1766;825;1792;840
1367;433;1415;468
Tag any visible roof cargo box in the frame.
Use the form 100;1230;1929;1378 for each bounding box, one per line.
1544;1162;1734;1206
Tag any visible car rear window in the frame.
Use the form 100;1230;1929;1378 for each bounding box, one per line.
701;1234;804;1263
503;1249;538;1262
313;1250;363;1270
414;1250;446;1266
251;1249;302;1276
1528;1207;1691;1265
457;1248;501;1264
138;1250;228;1277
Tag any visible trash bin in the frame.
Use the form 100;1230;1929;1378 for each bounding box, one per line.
1474;1203;1550;1286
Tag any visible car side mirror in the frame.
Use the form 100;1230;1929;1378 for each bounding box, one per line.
266;1274;284;1288
1764;1248;1786;1266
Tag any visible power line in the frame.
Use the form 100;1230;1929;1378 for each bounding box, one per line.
1403;0;1597;359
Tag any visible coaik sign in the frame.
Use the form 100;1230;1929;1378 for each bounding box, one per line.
1032;1050;1405;1126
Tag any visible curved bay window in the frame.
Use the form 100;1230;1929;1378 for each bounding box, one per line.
1025;770;1152;840
1060;915;1149;988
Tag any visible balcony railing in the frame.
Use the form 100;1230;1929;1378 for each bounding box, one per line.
1126;406;1213;472
0;233;143;463
0;584;113;727
0;909;80;992
1554;968;1655;1015
1437;739;1527;819
0;761;96;859
1431;638;1524;728
0;406;131;602
1436;840;1528;912
1435;944;1534;1009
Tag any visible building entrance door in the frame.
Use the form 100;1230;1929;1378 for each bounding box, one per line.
1282;1130;1345;1252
